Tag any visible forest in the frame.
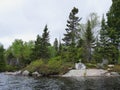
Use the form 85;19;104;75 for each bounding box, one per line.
0;0;120;75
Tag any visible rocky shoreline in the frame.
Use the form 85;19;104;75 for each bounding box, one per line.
4;69;120;77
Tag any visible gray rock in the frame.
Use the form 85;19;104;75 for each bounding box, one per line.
102;59;108;65
110;72;119;76
75;63;86;70
22;70;30;76
32;71;41;77
108;64;114;68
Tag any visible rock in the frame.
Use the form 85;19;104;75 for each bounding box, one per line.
4;70;22;75
108;64;114;68
75;63;86;70
105;73;111;76
32;71;41;77
107;68;112;71
102;59;108;65
110;72;119;76
96;63;104;69
22;70;30;76
15;70;22;75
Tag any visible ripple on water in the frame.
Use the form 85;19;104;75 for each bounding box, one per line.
0;73;120;90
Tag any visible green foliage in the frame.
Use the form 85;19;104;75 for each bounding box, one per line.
62;7;81;46
86;63;96;69
5;40;34;67
24;60;44;73
32;25;50;61
106;0;120;62
113;65;120;73
0;44;6;72
53;38;58;56
24;57;74;76
5;65;19;72
84;20;95;62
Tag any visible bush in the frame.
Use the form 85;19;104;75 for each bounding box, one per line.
24;59;44;73
24;57;74;76
113;65;120;72
5;65;19;72
86;63;96;69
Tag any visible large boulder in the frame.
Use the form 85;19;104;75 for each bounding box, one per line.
22;70;30;76
75;63;86;70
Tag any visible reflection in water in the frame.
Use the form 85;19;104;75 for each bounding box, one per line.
0;73;120;90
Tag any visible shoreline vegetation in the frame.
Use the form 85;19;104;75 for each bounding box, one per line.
0;0;120;78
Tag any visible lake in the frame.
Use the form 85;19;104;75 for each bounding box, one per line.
0;73;120;90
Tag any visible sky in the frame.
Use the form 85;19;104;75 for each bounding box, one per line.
0;0;112;49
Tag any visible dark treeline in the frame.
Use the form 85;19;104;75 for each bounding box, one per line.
0;0;120;73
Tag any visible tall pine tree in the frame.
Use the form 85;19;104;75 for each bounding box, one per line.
107;0;120;63
62;7;81;62
84;20;95;62
63;7;81;47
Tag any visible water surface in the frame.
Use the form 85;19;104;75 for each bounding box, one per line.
0;73;120;90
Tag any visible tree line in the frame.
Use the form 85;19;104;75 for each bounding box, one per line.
0;0;120;71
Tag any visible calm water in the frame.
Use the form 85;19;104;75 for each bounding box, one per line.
0;73;120;90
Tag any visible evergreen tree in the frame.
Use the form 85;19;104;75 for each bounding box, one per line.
99;15;108;60
41;25;50;59
106;0;120;63
53;38;58;56
62;7;81;62
32;35;42;60
0;44;6;72
62;7;81;47
84;20;95;62
32;25;50;60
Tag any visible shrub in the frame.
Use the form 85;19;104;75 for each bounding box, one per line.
86;63;96;69
24;59;44;73
113;65;120;72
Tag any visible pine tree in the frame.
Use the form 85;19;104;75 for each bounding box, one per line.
62;7;81;47
106;0;120;63
62;7;81;62
84;20;95;62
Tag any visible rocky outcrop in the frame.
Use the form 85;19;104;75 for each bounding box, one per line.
62;69;120;77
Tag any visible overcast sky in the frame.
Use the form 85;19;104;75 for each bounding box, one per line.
0;0;112;49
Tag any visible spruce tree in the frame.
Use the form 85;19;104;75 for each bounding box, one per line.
107;0;120;63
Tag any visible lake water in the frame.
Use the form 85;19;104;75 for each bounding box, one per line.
0;73;120;90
